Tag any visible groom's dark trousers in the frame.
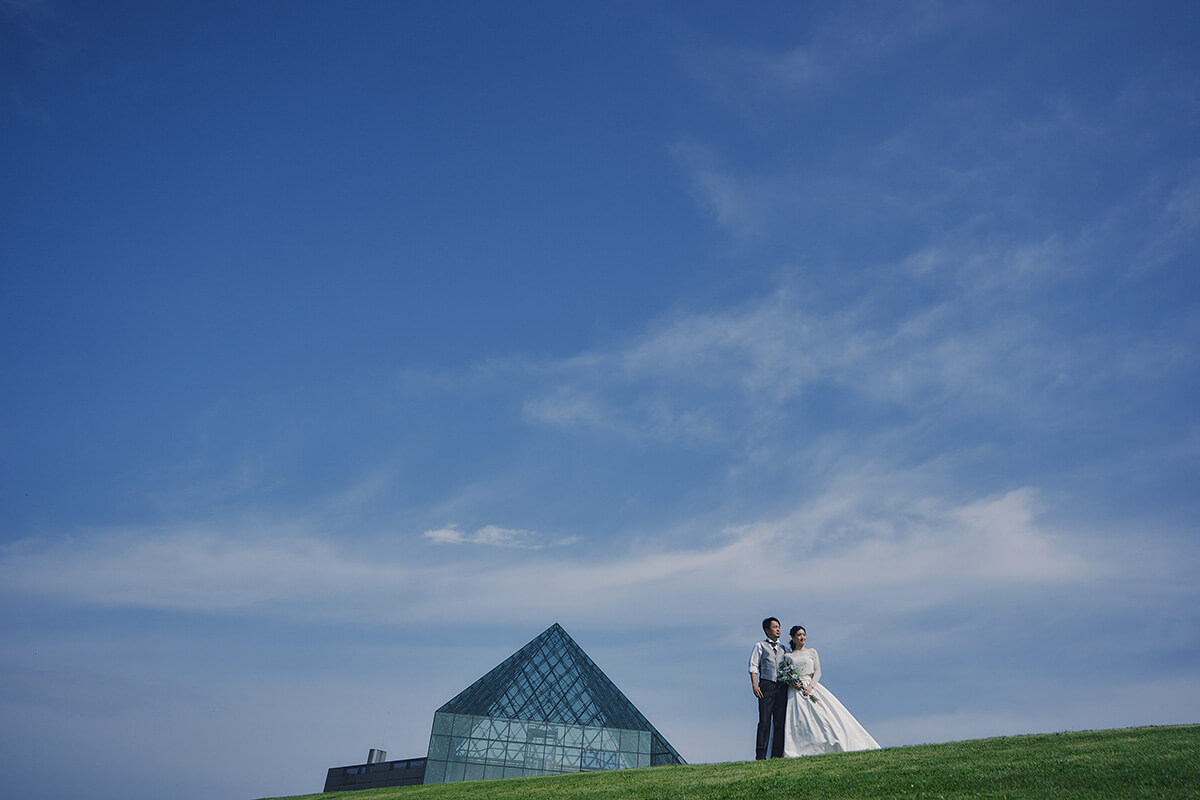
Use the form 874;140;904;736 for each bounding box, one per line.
756;678;788;759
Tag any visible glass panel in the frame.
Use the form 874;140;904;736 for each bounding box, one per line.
620;729;639;753
562;725;583;746
444;759;466;782
503;765;525;778
428;734;449;760
582;727;601;748
432;713;453;735
638;731;651;753
509;720;527;740
485;740;507;763
500;718;516;739
560;747;581;769
424;759;447;784
600;728;621;751
483;763;505;780
452;715;472;738
448;736;467;758
463;762;485;782
527;722;556;742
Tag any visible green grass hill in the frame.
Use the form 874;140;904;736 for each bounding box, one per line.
270;725;1199;800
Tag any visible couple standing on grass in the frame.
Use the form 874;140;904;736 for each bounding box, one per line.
749;617;881;759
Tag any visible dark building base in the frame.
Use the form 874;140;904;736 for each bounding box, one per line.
323;757;427;792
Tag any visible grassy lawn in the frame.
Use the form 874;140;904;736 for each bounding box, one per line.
268;725;1200;800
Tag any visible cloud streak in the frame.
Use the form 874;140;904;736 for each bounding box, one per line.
423;524;578;549
511;276;1123;452
0;482;1122;630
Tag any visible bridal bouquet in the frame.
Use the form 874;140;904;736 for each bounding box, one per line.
777;662;818;702
777;661;802;684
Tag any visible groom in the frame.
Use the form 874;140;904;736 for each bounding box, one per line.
748;616;789;759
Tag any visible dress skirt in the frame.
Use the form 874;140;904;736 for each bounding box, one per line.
782;682;881;757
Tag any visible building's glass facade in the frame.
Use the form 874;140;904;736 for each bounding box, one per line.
423;623;684;784
424;713;651;782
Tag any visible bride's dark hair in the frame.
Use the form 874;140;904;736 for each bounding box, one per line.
789;625;806;638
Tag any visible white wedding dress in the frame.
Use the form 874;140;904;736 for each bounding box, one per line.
781;648;881;756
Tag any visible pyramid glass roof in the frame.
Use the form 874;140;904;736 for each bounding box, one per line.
433;623;684;769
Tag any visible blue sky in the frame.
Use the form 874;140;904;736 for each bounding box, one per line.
2;2;1199;798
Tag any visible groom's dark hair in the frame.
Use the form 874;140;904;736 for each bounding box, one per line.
762;617;780;634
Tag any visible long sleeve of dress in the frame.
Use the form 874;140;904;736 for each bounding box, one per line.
809;649;822;687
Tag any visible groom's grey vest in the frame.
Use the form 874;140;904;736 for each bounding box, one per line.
758;640;785;682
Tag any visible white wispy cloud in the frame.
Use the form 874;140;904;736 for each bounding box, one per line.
512;276;1093;449
423;524;577;549
0;524;413;613
679;2;978;110
0;481;1121;626
669;141;772;239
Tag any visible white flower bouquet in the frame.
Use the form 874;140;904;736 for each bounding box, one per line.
777;661;801;684
777;661;818;702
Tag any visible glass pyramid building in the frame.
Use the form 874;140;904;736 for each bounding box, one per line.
423;623;685;783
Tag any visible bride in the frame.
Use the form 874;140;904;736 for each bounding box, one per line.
781;625;881;756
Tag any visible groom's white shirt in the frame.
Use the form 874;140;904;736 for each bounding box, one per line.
748;638;791;682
